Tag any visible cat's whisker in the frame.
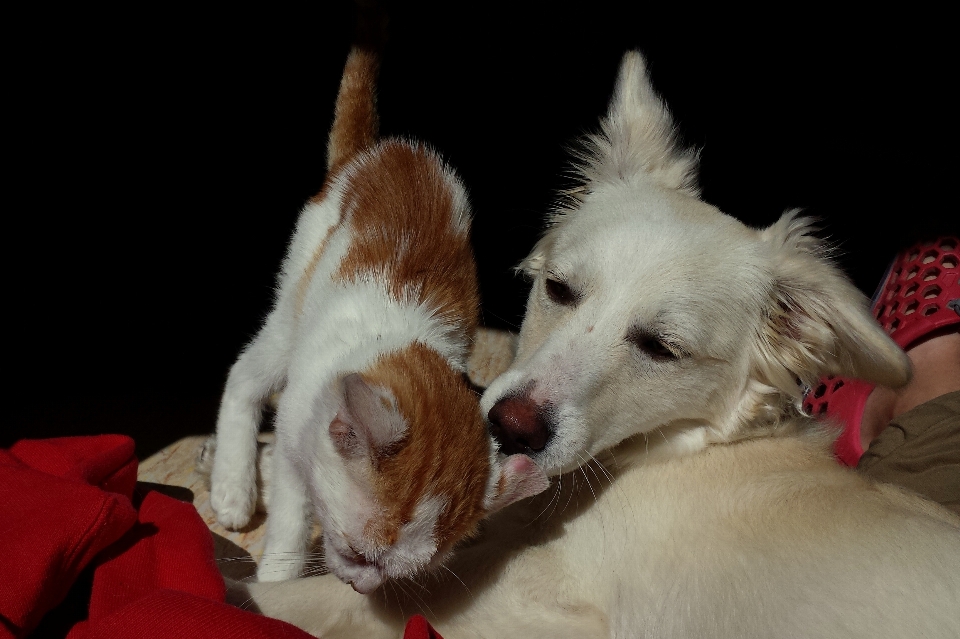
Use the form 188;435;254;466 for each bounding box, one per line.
252;555;308;566
393;579;433;616
299;553;327;563
397;577;437;621
410;576;439;615
440;564;473;599
404;574;431;594
388;581;406;620
233;577;288;611
299;570;327;579
300;565;331;578
392;579;417;616
236;593;259;611
215;556;257;563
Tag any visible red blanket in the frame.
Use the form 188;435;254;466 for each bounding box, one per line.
0;436;442;639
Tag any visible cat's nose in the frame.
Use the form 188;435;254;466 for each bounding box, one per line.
487;393;551;455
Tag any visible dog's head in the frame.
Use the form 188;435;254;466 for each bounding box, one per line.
481;52;910;475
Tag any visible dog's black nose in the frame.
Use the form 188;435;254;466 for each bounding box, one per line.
487;394;551;455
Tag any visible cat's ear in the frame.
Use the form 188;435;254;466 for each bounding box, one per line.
483;454;550;514
330;373;408;459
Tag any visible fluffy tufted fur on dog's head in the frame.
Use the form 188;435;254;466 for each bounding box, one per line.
485;50;910;475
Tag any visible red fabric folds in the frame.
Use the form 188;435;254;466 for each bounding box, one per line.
404;615;445;639
72;491;228;635
72;589;315;639
0;436;445;639
0;436;138;636
0;436;316;639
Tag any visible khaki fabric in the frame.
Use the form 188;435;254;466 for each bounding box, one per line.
858;391;960;515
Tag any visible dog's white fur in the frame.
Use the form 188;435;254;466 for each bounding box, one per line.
234;52;960;638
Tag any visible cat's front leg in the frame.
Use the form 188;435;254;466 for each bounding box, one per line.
211;320;288;530
257;448;313;582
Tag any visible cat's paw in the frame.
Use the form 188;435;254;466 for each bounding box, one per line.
195;436;216;475
210;473;257;530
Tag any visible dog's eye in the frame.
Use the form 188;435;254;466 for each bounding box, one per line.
545;278;579;306
626;328;679;361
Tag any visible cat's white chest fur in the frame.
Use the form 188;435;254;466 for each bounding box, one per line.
209;35;548;593
209;141;547;592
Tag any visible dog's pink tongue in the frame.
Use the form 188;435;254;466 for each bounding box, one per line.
496;454;551;509
517;454;550;493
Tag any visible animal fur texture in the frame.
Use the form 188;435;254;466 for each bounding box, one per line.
209;21;547;592
233;51;960;637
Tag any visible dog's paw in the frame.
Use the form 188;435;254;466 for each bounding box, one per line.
210;474;257;530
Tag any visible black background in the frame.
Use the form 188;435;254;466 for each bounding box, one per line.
7;4;954;456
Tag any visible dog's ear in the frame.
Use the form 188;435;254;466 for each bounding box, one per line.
517;234;551;277
755;212;911;395
579;50;700;195
524;52;701;278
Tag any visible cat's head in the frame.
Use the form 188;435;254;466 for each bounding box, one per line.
311;344;549;594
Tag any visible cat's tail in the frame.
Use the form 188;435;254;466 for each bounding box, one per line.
326;1;388;176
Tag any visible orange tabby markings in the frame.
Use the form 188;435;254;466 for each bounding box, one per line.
326;47;380;177
362;344;491;548
336;141;479;333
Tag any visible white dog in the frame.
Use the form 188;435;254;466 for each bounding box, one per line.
234;51;960;638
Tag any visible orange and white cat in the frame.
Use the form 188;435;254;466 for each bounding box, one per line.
209;19;547;592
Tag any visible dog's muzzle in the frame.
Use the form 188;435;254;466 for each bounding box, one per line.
487;392;553;456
